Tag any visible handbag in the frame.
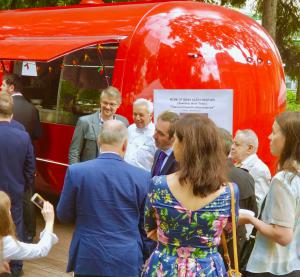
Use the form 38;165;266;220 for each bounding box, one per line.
221;182;241;277
239;197;267;272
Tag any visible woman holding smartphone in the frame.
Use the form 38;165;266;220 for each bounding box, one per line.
240;111;300;276
0;191;58;272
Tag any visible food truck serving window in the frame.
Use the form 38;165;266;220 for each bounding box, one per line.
10;42;119;126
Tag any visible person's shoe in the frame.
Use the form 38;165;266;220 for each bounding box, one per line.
10;269;24;277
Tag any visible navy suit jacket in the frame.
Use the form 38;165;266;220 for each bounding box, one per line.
57;153;151;276
0;121;35;238
151;149;179;177
12;94;42;140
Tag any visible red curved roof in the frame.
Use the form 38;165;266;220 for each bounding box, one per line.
0;2;161;61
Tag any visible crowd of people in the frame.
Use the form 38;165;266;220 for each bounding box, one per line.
0;75;299;277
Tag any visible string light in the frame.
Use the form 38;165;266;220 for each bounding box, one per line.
84;53;91;62
97;66;104;75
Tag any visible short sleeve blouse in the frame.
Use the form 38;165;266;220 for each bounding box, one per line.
246;170;300;275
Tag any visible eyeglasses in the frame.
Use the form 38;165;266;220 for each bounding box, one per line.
101;101;118;108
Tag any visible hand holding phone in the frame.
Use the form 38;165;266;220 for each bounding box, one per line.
31;193;55;229
31;193;45;209
41;201;55;226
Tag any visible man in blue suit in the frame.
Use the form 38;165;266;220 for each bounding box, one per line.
0;93;35;277
57;120;151;277
151;111;179;177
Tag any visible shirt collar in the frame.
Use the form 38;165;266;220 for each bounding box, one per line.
162;147;173;157
99;112;116;124
12;92;22;97
100;151;120;156
241;153;257;166
135;122;154;133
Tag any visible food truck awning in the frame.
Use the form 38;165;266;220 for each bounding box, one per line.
0;2;157;61
0;36;126;61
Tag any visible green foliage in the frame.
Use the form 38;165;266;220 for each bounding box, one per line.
0;0;80;9
287;90;300;111
276;1;300;81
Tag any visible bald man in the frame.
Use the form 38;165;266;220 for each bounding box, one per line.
57;120;151;277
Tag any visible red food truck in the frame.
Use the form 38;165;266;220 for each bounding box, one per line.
0;0;285;194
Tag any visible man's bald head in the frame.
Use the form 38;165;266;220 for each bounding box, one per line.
98;120;128;150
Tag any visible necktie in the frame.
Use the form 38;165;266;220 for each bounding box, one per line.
152;151;167;176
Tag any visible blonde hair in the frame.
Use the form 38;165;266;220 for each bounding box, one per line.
0;191;16;238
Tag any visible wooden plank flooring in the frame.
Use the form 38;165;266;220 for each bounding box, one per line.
23;215;74;277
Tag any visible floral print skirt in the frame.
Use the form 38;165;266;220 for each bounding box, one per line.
142;243;227;277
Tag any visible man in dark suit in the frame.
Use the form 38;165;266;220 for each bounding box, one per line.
219;128;257;265
57;120;151;277
68;86;129;164
1;73;41;244
151;111;179;177
0;93;35;277
1;73;42;140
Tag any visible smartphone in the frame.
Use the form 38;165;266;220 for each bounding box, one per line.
31;193;45;209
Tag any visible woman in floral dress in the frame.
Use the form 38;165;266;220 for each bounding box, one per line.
143;114;239;277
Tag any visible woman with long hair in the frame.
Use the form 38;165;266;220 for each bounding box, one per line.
240;111;300;276
0;191;57;274
142;114;239;276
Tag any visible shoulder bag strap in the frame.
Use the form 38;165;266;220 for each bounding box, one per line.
228;182;240;276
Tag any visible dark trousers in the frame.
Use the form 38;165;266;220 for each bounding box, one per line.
10;203;24;274
23;187;36;242
245;271;300;277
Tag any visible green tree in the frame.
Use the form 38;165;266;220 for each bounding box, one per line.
0;0;80;9
275;1;300;103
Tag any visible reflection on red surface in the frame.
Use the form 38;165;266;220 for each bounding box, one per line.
34;123;74;193
0;1;285;193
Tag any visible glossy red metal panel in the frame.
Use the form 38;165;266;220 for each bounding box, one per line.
117;1;285;171
0;2;157;61
0;37;125;61
34;123;74;193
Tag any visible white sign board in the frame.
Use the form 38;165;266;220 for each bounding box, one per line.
21;61;37;77
154;89;233;133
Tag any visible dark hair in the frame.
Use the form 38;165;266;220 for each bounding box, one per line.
3;73;23;92
157;111;179;138
219;128;233;156
175;114;228;197
276;111;300;174
0;93;13;117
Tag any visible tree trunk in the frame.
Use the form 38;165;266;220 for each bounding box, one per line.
9;0;18;9
262;0;278;41
296;73;300;104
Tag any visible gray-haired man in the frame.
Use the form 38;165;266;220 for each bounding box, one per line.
230;129;271;210
124;98;156;171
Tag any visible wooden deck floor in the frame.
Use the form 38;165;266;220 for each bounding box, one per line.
23;215;74;277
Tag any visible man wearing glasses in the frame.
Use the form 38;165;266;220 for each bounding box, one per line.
69;86;129;164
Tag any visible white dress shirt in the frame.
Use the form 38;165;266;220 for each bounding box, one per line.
3;229;58;261
241;153;271;210
124;122;156;171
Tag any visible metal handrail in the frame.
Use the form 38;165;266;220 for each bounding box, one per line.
36;157;69;167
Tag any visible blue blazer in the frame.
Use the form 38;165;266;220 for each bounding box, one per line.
0;121;35;239
57;153;151;276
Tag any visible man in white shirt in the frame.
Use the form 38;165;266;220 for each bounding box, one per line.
124;98;155;171
230;129;271;210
